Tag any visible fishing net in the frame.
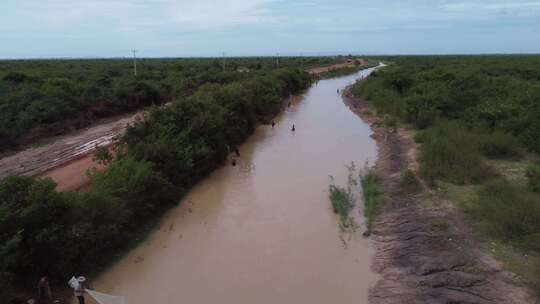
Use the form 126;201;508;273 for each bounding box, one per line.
86;289;126;304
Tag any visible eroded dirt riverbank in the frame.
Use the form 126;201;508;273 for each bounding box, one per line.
343;88;535;303
87;69;380;304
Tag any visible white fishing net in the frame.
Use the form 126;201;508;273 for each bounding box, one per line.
86;289;126;304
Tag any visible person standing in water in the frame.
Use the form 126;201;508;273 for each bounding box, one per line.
271;121;275;128
291;124;296;132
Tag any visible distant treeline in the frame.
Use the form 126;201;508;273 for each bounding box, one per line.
0;57;336;153
0;68;313;300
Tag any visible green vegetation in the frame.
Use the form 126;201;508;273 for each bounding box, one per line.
329;164;359;232
354;56;540;152
0;65;313;299
0;57;337;154
527;164;540;192
400;168;421;193
361;168;382;233
353;55;540;290
430;218;450;232
470;179;540;249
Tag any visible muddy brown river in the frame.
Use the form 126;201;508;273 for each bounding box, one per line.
90;67;381;304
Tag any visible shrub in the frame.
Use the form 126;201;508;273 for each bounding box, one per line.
526;164;540;192
479;130;521;158
400;168;421;193
90;157;180;218
361;169;382;233
418;122;492;185
471;179;540;245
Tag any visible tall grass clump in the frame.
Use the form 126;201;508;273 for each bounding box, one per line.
478;130;521;158
361;168;382;234
470;179;540;250
329;163;359;232
526;164;540;193
418;121;492;185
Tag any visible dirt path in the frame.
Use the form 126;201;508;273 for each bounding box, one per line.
342;88;536;303
0;110;143;188
306;59;367;75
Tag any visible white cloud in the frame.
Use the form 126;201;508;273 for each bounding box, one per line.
439;0;540;15
7;0;278;31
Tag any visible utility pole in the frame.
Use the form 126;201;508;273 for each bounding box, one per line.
222;52;226;72
131;49;138;77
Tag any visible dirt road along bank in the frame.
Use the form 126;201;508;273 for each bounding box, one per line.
306;59;367;75
342;88;535;303
0;111;143;190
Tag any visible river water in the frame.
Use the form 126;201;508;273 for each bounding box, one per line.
91;67;380;304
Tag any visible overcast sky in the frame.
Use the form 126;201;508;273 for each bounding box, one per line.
1;0;539;58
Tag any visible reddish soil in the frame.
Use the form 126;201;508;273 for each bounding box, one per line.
38;153;103;192
343;87;536;303
306;59;367;74
0;111;143;191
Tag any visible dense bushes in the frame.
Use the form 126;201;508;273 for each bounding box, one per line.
353;56;540;286
0;57;333;153
471;180;540;250
0;158;177;290
0;67;312;297
123;69;311;184
354;56;540;152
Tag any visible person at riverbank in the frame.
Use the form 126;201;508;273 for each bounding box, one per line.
68;276;86;304
37;277;52;304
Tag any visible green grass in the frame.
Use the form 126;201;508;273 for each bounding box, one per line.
361;168;382;233
329;183;356;231
328;164;359;232
400;168;422;194
430;218;450;232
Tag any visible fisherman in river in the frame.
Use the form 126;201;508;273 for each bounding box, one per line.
291;124;296;132
37;276;52;304
232;159;237;167
271;121;275;128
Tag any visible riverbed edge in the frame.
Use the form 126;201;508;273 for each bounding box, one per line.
342;87;536;303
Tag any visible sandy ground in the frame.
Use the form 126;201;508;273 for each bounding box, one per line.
306;60;364;75
343;88;536;303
